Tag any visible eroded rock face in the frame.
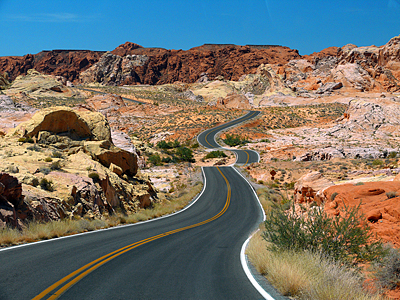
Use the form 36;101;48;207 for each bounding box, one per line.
0;50;103;82
294;171;334;204
219;93;252;109
13;106;111;142
83;140;138;176
321;181;400;247
80;43;301;85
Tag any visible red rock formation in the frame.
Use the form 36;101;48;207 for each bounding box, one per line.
111;42;144;56
0;50;104;82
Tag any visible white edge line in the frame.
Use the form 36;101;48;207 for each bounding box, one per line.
0;168;208;253
232;166;272;299
197;111;260;166
240;232;274;300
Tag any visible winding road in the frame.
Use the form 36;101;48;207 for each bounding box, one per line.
0;110;283;299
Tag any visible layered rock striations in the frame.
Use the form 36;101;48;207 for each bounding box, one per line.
0;50;104;82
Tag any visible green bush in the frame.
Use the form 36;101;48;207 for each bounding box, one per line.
263;203;385;265
161;156;174;163
50;161;62;170
44;157;53;162
148;154;162;166
88;172;100;182
40;178;53;191
18;137;34;143
157;139;181;150
205;150;227;159
223;134;248;147
176;147;195;163
372;159;384;166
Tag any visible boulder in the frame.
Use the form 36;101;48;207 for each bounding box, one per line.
83;140;138;176
366;209;383;222
109;163;123;176
331;63;374;91
294;171;334;204
12;106;111;142
219;93;251;109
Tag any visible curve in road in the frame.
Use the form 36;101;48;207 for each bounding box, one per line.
0;110;283;299
197;111;260;165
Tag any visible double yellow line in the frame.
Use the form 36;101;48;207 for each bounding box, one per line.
33;167;231;300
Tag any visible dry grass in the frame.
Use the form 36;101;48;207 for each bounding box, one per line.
246;229;385;300
0;182;203;247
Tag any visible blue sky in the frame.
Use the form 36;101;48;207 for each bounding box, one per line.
0;0;399;56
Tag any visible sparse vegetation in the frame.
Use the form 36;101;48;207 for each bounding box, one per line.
263;203;385;265
148;154;162;166
386;191;397;199
39;178;53;191
88;172;100;182
223;134;248;147
374;246;400;290
204;150;227;159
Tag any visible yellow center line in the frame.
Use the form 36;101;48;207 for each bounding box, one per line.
33;167;231;300
203;111;258;148
242;151;250;166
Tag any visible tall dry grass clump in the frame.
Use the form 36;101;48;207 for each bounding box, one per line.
0;182;203;247
247;231;385;299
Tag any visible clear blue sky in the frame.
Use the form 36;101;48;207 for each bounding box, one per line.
0;0;399;57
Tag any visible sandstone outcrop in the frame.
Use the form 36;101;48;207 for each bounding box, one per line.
0;72;9;89
83;140;138;176
12;107;138;176
13;106;111;142
3;69;84;99
80;43;301;85
218;93;252;109
0;50;103;82
294;171;334;204
321;181;400;247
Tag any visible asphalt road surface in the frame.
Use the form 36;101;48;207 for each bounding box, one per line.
197;111;261;165
0;110;280;299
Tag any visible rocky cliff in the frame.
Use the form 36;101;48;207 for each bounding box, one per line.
0;50;104;82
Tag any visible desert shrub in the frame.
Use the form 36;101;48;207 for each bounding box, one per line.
386;191;397;199
205;150;227;159
223;134;248;147
374;246;400;289
39;167;51;175
50;161;62;170
260;138;271;143
263;203;385;265
388;151;398;159
52;151;63;158
355;182;365;186
331;192;338;201
161;156;174;163
372;159;384;166
157;139;180;149
148;154;162;166
18;137;34;143
175;147;195;162
31;177;39;187
191;142;199;149
44;157;53;162
39;178;53;191
88;172;100;182
27;145;41;152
